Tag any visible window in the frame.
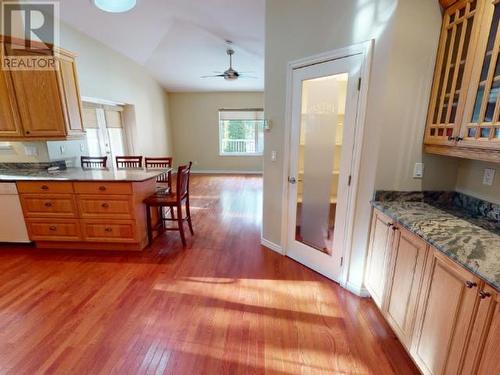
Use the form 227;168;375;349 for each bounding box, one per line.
82;101;128;167
218;109;264;156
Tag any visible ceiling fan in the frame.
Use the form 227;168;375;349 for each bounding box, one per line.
201;45;256;81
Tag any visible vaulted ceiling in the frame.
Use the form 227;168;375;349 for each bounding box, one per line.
58;0;265;92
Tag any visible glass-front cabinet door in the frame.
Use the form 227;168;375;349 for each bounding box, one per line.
461;0;500;149
424;0;484;145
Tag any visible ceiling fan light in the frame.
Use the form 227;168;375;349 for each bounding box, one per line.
93;0;136;13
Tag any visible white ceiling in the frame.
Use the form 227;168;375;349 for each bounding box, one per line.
58;0;265;92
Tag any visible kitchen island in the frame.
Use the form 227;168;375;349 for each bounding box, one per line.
1;168;169;251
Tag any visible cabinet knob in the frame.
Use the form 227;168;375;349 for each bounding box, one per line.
101;203;109;208
465;280;477;289
41;185;49;190
44;202;53;207
104;227;113;232
26;131;30;135
99;186;106;191
49;225;57;231
479;291;491;299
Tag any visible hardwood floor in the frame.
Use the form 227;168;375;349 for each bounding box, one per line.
0;175;419;375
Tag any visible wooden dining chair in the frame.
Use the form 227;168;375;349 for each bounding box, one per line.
145;157;173;192
81;156;107;169
144;162;193;247
116;156;143;169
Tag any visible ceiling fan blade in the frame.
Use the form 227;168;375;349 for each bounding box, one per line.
238;75;258;79
200;74;226;78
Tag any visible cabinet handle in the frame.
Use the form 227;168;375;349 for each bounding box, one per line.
479;291;491;299
104;227;113;232
41;185;49;190
98;186;106;191
44;202;53;207
386;222;394;227
49;226;57;231
448;136;456;141
465;281;477;289
456;137;464;142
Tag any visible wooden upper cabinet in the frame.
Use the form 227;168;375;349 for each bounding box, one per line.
10;50;67;137
0;56;22;136
57;53;84;136
461;0;500;149
0;37;84;140
425;0;484;146
364;210;395;309
384;226;428;349
411;248;480;375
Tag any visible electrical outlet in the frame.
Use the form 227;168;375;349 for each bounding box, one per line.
23;145;38;156
413;163;424;179
483;168;495;186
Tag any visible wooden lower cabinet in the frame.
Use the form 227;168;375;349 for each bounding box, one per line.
364;210;395;308
17;179;156;250
411;250;480;375
384;226;428;349
366;208;499;375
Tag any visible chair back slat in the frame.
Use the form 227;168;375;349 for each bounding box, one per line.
176;162;192;201
145;157;172;184
116;156;143;169
81;156;107;169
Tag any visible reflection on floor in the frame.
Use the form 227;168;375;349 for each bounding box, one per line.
0;175;418;374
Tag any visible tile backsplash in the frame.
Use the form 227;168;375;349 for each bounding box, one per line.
0;140;88;166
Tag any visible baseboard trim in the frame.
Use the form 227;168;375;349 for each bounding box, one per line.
260;237;284;255
344;281;370;297
191;169;262;175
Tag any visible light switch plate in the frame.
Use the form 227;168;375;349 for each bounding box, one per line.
271;150;277;161
413;162;424;179
23;145;38;156
483;168;495;186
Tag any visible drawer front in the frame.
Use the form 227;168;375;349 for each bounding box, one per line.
27;219;81;241
17;181;74;194
77;195;134;219
81;220;137;243
20;194;77;218
74;182;132;195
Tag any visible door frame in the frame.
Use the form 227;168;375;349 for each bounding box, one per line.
280;40;373;289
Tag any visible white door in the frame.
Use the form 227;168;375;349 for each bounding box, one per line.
286;54;362;282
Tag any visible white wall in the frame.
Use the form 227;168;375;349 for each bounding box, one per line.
263;0;455;292
169;92;264;172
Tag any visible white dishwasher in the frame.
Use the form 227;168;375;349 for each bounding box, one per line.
0;182;30;243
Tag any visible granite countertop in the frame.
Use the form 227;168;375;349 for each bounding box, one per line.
0;167;171;182
372;194;500;291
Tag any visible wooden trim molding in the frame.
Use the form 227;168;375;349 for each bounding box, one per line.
424;144;500;163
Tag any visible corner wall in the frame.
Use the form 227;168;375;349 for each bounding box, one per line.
263;0;451;292
168;92;264;172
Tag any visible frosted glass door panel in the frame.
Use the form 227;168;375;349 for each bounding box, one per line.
296;73;348;253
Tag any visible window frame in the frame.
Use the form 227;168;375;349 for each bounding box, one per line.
218;109;265;157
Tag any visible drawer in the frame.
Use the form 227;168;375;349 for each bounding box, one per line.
77;195;134;219
81;219;137;243
17;181;74;194
20;194;77;218
27;219;81;241
74;182;132;195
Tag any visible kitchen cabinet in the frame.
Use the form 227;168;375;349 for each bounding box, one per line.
384;226;428;349
461;284;500;375
17;180;156;251
366;207;500;375
0;42;22;137
364;210;395;308
0;36;84;140
424;0;500;163
411;249;480;375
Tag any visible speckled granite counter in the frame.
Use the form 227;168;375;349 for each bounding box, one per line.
372;192;500;291
0;167;170;182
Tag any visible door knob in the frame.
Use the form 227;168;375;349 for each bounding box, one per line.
288;176;297;184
